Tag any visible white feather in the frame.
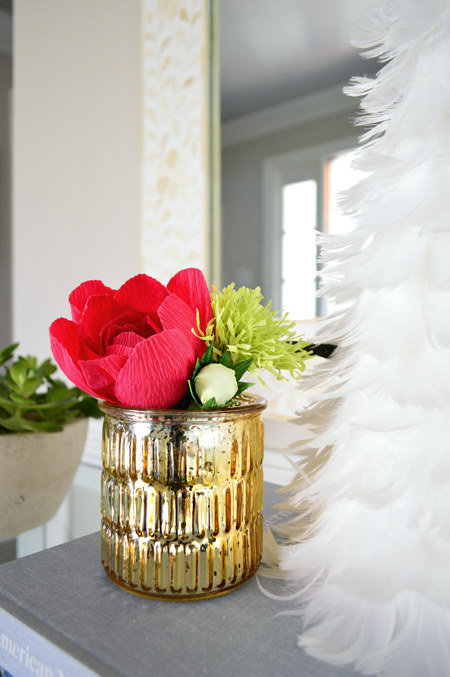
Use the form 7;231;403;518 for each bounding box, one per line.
266;0;450;674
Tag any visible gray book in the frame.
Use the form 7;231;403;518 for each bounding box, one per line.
0;482;357;677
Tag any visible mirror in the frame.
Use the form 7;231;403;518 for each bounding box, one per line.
219;0;377;319
1;1;380;357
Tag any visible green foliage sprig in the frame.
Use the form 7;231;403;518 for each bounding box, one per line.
0;343;101;434
195;284;313;387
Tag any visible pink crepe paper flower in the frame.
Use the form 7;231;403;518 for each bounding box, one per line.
49;268;213;409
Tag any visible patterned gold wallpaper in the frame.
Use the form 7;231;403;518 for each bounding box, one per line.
142;0;216;284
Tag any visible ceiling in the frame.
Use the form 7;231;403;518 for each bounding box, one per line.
1;1;379;119
220;0;378;121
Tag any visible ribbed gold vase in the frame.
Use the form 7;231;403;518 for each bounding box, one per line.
99;394;267;600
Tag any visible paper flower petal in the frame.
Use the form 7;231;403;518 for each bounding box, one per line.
105;332;145;358
115;329;197;409
158;293;205;358
79;354;128;395
167;268;213;333
78;335;104;361
106;344;134;360
69;280;115;324
112;332;145;348
79;295;126;354
114;274;169;314
100;310;152;349
49;318;97;396
145;311;163;334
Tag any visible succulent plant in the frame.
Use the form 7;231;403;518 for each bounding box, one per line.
0;343;101;434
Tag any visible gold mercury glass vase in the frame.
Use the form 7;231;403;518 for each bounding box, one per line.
100;394;267;600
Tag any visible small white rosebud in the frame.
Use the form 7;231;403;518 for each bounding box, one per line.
194;363;238;406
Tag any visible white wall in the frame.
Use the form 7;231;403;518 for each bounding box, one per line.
0;50;11;348
13;0;142;360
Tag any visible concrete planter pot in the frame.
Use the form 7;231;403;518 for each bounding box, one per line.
0;418;89;540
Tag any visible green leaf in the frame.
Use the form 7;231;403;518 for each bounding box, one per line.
5;382;23;395
235;381;254;397
21;377;42;398
201;397;218;410
39;407;78;424
46;385;70;401
9;393;35;407
21;355;37;371
192;357;201;379
187;398;202;410
76;396;102;418
0;414;62;433
0;383;11;398
0;397;15;414
219;351;231;367
46;376;65;387
187;343;216;408
187;378;200;406
230;358;253;382
39;361;57;380
9;361;27;387
198;342;215;369
45;385;77;402
23;419;63;432
0;343;19;366
0;415;29;432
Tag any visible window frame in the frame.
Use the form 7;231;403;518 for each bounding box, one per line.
261;135;358;318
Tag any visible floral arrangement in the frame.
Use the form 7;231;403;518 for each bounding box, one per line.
49;268;311;411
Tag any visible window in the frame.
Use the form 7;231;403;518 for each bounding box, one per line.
263;140;366;321
281;180;317;320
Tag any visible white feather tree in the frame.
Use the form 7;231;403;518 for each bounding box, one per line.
269;1;450;675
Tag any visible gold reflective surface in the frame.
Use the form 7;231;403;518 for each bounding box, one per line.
100;394;267;600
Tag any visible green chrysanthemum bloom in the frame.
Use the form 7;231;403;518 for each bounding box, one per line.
195;284;312;386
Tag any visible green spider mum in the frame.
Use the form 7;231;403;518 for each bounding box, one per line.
195;284;312;387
